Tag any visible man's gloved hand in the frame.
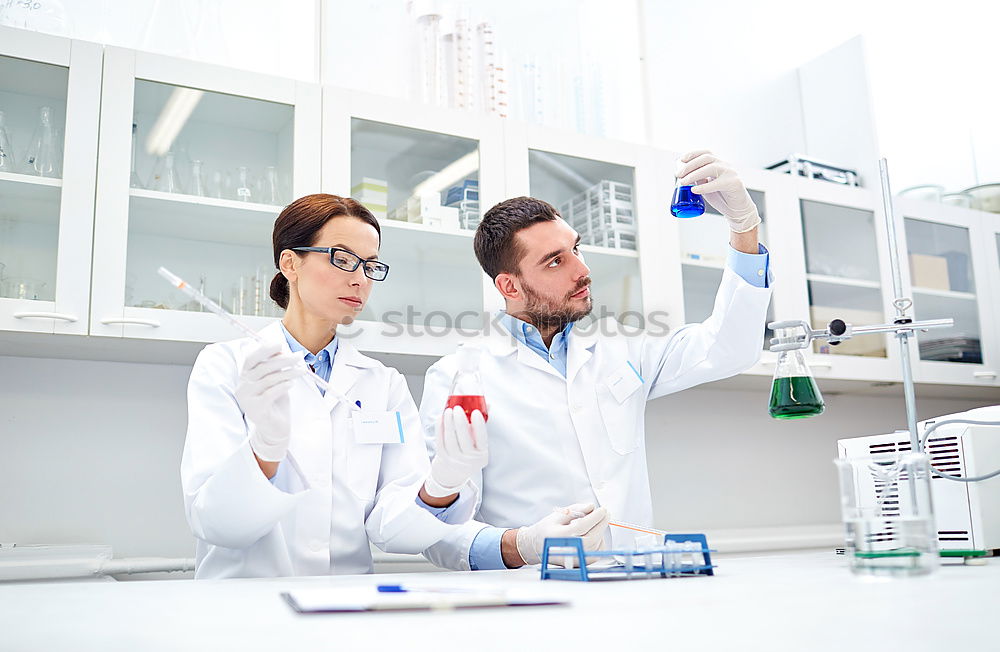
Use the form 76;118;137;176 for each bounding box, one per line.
677;150;761;233
515;503;611;566
424;406;489;498
235;342;301;462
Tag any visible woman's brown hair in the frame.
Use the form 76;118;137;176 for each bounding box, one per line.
270;194;381;309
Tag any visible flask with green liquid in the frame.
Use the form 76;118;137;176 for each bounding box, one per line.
769;329;825;419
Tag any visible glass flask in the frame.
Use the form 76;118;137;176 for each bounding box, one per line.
24;106;59;177
236;166;252;202
834;452;938;576
768;331;824;419
261;166;280;205
670;177;704;218
151;151;183;193
0;110;15;172
190;160;205;197
445;344;488;422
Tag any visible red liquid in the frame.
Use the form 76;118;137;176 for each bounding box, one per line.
446;395;489;422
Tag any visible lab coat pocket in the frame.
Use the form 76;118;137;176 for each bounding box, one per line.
596;382;641;455
347;442;383;501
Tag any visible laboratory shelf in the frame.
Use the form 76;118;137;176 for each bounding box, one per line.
0;172;62;226
128;189;279;247
379;218;475;239
580;243;639;258
0;171;63;189
805;273;881;290
912;287;977;301
681;258;725;270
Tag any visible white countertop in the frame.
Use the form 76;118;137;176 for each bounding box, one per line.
0;551;994;651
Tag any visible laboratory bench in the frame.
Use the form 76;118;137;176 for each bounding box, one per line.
0;550;994;651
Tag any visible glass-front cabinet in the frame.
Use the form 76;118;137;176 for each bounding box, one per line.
323;89;504;355
790;178;899;381
0;28;101;335
897;198;997;386
90;47;321;342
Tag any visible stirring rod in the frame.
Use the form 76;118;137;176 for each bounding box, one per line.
158;266;356;408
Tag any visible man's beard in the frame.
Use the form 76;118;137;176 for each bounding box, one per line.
517;277;593;331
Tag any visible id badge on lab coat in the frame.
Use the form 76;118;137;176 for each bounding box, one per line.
352;411;405;444
606;361;643;403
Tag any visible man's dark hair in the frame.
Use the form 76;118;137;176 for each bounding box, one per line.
474;196;560;280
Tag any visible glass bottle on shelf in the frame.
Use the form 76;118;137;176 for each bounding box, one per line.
129;123;143;188
190;160;205;197
0;111;15;172
151;151;183;194
236;166;252;202
24;106;59;177
261;166;280;205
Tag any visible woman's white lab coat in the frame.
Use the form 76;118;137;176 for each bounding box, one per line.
181;321;474;578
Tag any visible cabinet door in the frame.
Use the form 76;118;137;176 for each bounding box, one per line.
323;89;497;355
504;124;665;334
91;47;320;342
793;178;900;382
0;29;100;336
897;198;997;386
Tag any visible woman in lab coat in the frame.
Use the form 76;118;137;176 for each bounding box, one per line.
181;194;484;579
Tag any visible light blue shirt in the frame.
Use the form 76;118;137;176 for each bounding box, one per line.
279;322;337;391
462;244;772;570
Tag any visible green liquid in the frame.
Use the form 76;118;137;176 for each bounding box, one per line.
769;376;824;419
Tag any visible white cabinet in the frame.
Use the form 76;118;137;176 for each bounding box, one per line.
0;27;100;336
89;47;320;343
0;27;997;393
323;88;505;356
895;198;999;387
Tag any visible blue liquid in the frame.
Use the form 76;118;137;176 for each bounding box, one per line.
671;185;705;218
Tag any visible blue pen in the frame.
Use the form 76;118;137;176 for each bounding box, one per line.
355;400;362;409
377;584;406;593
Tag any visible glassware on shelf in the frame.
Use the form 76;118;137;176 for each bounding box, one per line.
207;169;224;199
4;277;47;301
190;160;205;197
0;111;15;172
236;166;252;202
261;166;280;205
129;123;143;188
24;106;59;177
151;151;183;194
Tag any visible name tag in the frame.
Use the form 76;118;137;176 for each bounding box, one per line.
607;361;643;404
352;411;405;444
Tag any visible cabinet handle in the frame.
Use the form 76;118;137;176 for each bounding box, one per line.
100;318;161;327
973;371;997;379
13;312;78;323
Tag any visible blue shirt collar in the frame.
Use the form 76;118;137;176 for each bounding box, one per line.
278;322;338;364
499;311;574;348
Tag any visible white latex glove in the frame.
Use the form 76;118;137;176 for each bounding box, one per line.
515;503;611;566
677;150;761;233
234;342;302;462
424;406;489;498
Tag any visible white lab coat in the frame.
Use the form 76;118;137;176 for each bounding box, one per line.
420;268;772;570
181;321;476;579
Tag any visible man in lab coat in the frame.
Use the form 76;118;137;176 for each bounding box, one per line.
420;151;773;571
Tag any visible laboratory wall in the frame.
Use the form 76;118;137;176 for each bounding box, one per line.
0;353;991;561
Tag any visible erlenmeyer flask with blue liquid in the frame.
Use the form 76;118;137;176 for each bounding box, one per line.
670;159;705;218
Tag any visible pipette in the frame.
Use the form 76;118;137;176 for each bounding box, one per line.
555;508;667;538
158;266;355;406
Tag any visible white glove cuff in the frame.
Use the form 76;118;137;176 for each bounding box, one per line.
728;210;761;234
515;527;540;566
247;423;287;463
422;474;463;499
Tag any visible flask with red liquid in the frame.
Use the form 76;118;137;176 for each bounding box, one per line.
445;344;488;422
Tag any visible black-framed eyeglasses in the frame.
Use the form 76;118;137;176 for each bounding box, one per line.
291;247;390;281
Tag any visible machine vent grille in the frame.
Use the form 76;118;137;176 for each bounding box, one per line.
866;436;963;479
938;530;971;543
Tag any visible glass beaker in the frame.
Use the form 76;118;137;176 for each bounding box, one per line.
0;110;15;172
768;331;824;419
261;166;280;205
834;452;939;576
236;166;252;202
24;106;59;177
190;160;205;197
670;160;704;218
445;343;488;422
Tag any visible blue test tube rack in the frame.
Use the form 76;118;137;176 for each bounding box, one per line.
540;533;715;581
